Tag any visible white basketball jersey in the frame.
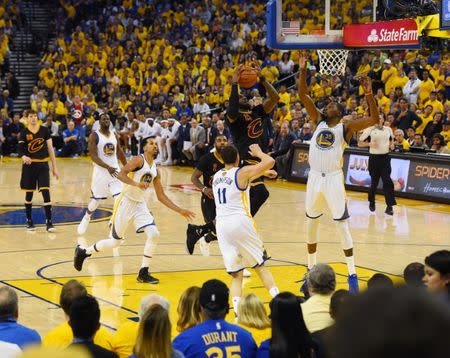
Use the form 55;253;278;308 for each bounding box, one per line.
123;155;158;202
94;130;119;170
309;121;346;173
212;167;251;218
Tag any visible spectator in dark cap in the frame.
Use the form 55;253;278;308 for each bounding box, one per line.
173;279;257;358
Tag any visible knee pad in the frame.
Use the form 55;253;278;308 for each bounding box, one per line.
306;217;320;244
41;189;51;203
335;220;353;250
88;199;100;212
144;225;160;240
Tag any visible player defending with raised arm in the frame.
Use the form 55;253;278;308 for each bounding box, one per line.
297;51;379;293
74;137;195;284
77;113;127;235
212;144;279;316
19;110;59;231
186;63;279;252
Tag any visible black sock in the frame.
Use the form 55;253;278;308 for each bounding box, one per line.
44;204;52;221
25;203;32;221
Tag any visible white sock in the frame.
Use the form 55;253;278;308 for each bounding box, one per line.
141;226;160;268
86;237;120;254
307;253;317;270
269;286;280;298
232;297;241;316
345;256;356;276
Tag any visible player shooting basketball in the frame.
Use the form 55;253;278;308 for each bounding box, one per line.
297;51;379;294
186;63;280;253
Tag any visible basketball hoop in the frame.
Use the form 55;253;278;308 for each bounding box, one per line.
317;49;349;76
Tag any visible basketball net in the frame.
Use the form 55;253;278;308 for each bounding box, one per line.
317;49;349;76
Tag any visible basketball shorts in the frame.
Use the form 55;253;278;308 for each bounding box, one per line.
110;195;155;240
20;162;50;191
216;215;270;273
91;166;123;200
201;194;216;223
305;169;349;220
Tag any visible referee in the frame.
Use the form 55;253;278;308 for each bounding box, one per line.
358;114;396;215
18;110;59;230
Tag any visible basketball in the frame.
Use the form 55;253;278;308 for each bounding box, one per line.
238;67;258;88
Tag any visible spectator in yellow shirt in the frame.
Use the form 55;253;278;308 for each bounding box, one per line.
424;91;444;116
394;129;410;150
110;294;170;358
43;280;112;349
381;59;398;95
440;119;450;143
418;70;435;107
376;88;391;115
237;294;271;346
278;84;290;106
416;104;434;134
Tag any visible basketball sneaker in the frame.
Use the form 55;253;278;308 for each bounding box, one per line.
77;214;91;235
137;267;159;284
198;237;210;256
385;206;394;216
46;220;56;232
74;245;91;271
348;274;359;293
26;219;36;231
186;224;203;254
300;271;310;299
369;202;376;212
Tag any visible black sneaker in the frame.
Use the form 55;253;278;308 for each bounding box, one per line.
369;202;376;212
186;224;203;255
46;220;56;232
26;220;36;231
385;206;394;216
74;245;91;271
137;267;160;284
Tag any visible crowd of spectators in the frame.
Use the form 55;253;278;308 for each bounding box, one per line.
0;249;448;357
0;0;448;165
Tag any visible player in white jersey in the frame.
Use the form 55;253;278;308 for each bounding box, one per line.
298;52;379;293
77;113;127;235
212;144;279;316
74;136;195;283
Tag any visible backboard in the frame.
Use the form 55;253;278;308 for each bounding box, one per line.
266;0;420;50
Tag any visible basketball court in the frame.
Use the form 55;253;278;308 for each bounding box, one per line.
0;158;448;336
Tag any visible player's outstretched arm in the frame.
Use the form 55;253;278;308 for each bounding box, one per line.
117;156;147;188
251;62;280;113
237;144;275;188
191;168;213;199
154;170;196;221
345;77;379;140
298;51;320;124
115;132;127;166
226;65;244;123
89;132;118;177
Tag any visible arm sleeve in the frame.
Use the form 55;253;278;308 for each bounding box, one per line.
17;129;26;156
227;84;239;120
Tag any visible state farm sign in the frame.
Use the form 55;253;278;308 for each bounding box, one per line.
343;19;419;48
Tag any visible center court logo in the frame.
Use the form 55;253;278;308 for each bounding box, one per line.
316;130;335;149
368;29;379;42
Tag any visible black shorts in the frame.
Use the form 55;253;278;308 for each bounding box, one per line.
201;194;216;223
20;162;50;191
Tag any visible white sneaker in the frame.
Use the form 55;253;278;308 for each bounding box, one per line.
243;269;252;277
77;214;91;235
198;237;210;256
161;160;173;166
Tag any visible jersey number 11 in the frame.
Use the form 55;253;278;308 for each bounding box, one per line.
217;188;227;204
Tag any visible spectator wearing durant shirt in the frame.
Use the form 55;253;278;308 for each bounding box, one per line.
173;279;257;358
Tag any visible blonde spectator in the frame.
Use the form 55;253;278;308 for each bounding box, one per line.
176;286;202;333
237;293;271;346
